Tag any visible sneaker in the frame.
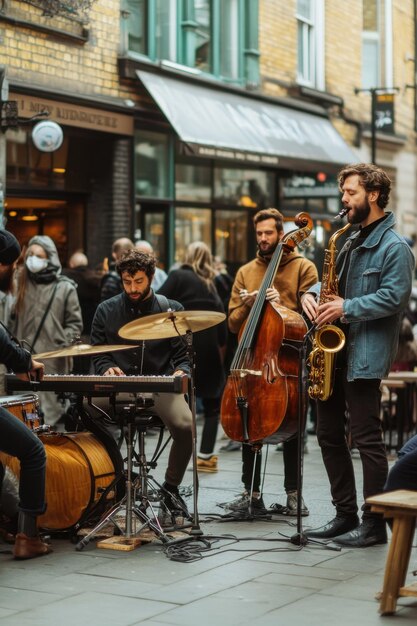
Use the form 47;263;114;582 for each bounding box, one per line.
220;440;241;452
218;491;267;514
158;487;190;527
196;455;218;473
269;491;309;517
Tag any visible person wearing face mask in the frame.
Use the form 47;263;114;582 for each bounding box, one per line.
12;236;83;427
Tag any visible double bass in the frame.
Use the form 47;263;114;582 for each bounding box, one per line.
220;212;313;444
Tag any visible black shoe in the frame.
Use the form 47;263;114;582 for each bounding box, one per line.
160;487;190;523
305;514;359;539
333;519;387;548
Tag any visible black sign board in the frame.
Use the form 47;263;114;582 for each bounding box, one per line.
375;93;395;134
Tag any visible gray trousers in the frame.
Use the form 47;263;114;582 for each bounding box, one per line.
86;392;193;487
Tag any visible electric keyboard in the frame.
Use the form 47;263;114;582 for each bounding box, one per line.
5;374;189;395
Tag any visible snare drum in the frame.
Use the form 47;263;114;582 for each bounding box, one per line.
1;431;117;531
0;394;42;430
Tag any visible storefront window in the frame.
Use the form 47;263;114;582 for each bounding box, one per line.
175;207;211;262
144;211;167;269
6;129;69;189
175;163;211;202
135;130;171;198
215;209;248;266
214;168;274;209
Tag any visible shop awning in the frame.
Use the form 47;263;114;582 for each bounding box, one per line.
137;70;357;169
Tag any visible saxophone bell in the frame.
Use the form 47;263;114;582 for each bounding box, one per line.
314;324;346;353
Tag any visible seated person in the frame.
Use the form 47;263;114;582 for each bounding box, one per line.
90;249;193;520
384;434;417;492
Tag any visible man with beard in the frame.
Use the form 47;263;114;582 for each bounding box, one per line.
220;208;318;517
302;163;415;547
90;249;192;521
0;230;51;559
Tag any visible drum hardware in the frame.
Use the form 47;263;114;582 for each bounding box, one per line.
118;310;226;537
76;396;176;551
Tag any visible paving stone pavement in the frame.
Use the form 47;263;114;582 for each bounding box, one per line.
1;424;416;626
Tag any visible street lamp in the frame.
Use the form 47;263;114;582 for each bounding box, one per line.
354;86;399;164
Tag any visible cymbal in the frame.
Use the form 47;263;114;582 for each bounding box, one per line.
33;344;137;359
118;310;226;340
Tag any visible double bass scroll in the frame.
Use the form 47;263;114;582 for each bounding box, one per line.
220;212;313;444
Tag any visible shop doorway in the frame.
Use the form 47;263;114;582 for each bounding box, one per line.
4;196;85;265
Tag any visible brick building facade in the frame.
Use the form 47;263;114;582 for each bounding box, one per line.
0;0;416;269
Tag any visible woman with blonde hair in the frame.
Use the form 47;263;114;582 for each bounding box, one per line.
158;241;226;472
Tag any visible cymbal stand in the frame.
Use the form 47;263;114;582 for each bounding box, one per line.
183;329;203;536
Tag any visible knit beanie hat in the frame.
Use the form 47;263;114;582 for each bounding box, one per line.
0;230;21;265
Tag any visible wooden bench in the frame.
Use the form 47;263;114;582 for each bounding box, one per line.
367;490;417;615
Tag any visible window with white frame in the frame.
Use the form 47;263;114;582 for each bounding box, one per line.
362;0;380;88
296;0;324;89
361;0;393;89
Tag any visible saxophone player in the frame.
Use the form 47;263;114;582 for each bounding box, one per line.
301;163;415;547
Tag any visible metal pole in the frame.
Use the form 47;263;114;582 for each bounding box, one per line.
371;88;377;165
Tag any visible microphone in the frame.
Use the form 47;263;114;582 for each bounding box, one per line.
334;206;351;221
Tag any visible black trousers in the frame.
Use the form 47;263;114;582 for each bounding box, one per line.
316;370;388;518
199;397;220;455
0;407;47;515
241;435;298;494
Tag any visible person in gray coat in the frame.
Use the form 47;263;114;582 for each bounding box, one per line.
12;236;83;426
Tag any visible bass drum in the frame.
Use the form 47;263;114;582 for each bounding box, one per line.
1;431;117;531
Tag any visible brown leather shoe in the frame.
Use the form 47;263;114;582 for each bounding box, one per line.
0;527;16;544
13;533;52;560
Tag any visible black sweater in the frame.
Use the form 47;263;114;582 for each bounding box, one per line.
91;292;190;377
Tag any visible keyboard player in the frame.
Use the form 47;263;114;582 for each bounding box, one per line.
90;249;192;521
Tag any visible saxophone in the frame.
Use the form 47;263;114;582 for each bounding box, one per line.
307;222;351;401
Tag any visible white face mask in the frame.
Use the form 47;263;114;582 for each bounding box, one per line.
26;255;48;273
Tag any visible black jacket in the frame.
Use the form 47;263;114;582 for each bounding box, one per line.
157;266;226;397
91;292;190;376
100;265;122;303
0;326;32;373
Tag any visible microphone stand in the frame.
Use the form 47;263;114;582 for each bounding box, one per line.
184;329;203;536
288;325;341;551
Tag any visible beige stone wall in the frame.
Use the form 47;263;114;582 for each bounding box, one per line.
259;1;416;149
259;0;297;97
258;0;417;238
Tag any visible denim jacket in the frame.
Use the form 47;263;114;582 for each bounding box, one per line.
310;212;415;381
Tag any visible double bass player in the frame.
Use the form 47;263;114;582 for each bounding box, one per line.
220;208;318;516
